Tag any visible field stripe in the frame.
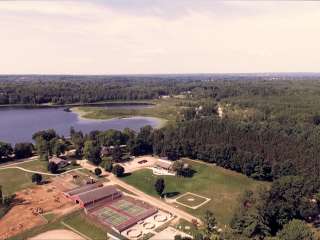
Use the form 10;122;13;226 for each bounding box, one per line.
61;221;92;240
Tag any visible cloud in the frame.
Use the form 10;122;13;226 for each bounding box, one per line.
0;1;320;74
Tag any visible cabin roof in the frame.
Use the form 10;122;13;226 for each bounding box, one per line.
77;186;120;204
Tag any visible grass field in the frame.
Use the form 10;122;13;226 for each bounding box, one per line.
0;159;80;195
0;168;34;195
175;193;209;208
63;211;111;239
71;99;187;124
122;159;267;225
9;210;124;240
17;160;49;172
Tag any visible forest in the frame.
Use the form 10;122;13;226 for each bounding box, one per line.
1;74;320;239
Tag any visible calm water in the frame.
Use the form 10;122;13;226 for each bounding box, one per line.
0;105;160;144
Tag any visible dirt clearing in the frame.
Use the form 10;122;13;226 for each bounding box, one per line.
30;229;85;240
0;183;76;239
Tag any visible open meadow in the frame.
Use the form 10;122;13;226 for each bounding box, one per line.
71;99;189;124
122;159;267;225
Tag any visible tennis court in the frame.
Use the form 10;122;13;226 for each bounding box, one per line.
94;207;129;226
88;196;158;232
111;199;146;217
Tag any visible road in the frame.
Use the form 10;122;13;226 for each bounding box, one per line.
78;160;202;224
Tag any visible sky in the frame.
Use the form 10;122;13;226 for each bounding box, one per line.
1;1;320;74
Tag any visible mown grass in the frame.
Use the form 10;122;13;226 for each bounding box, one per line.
62;211;110;240
175;193;208;207
42;212;56;222
9;210;124;240
17;159;49;172
122;160;267;225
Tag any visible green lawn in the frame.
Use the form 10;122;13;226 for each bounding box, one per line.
9;210;124;240
175;193;208;208
17;159;49;172
16;159;81;174
71;99;186;124
0;168;34;195
42;212;56;222
62;211;110;240
122;159;267;225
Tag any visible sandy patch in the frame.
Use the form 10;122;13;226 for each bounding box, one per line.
30;229;85;240
0;183;76;239
120;156;158;173
150;226;192;240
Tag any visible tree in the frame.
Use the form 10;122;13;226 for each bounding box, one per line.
154;178;165;197
203;210;218;236
112;164;124;177
14;142;33;159
264;176;308;233
312;115;320;125
53;140;66;157
104;158;113;172
35;137;49;161
112;145;123;162
83;140;101;165
70;128;84;157
133;125;153;155
32;129;57;142
194;233;204;240
0;142;13;161
174;235;182;240
95;168;102;177
48;161;58;174
0;185;3;205
32;173;42;184
173;160;193;177
277;219;315;240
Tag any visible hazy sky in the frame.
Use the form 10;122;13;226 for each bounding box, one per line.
1;1;320;74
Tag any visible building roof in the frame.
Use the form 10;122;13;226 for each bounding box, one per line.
64;183;101;197
49;156;68;165
155;159;173;169
77;186;120;205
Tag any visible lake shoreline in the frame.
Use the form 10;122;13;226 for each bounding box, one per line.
71;106;168;129
0;101;155;109
0;106;165;144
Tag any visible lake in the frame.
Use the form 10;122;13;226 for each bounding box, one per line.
0;105;160;144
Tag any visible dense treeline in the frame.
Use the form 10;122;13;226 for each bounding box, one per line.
1;74;320;106
153;117;320;184
66;123;320;238
2;75;320;238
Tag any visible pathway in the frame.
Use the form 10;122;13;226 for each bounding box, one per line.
78;160;201;223
0;165;83;176
108;174;201;223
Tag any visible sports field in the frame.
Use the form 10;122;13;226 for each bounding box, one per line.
94;207;129;227
111;199;146;217
89;197;158;232
175;192;210;209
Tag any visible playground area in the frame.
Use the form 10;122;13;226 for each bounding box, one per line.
88;196;158;233
123;210;174;239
